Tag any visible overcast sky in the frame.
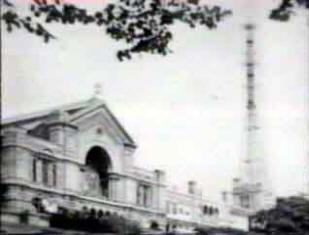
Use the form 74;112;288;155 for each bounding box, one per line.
2;0;309;201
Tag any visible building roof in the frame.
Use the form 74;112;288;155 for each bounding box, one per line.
2;97;136;147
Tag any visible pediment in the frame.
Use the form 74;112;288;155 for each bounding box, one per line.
3;97;136;148
69;104;135;147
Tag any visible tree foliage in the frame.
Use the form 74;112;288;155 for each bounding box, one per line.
270;0;309;21
1;0;232;60
194;196;309;235
195;226;247;235
1;0;308;61
250;196;309;235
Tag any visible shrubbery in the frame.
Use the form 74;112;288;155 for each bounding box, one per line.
50;208;141;234
250;196;309;235
195;226;247;235
195;197;309;235
47;196;309;234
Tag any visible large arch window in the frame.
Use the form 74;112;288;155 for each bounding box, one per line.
84;146;112;198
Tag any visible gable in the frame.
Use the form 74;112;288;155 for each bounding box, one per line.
70;103;136;147
2;97;136;148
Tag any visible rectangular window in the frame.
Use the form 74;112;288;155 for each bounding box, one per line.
173;203;177;214
32;158;37;182
143;185;147;206
137;185;141;205
240;195;250;208
166;202;170;213
147;186;152;207
42;160;49;186
33;155;57;187
137;184;152;207
53;163;57;187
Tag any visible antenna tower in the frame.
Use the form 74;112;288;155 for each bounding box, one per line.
232;23;274;214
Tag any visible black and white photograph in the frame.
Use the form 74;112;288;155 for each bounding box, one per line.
1;0;309;234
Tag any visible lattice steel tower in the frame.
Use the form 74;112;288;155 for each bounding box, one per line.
232;23;274;214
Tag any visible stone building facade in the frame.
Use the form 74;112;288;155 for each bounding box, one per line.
1;97;248;232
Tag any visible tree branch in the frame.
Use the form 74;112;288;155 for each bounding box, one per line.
1;0;232;60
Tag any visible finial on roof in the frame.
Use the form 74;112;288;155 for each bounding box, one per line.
244;23;255;31
93;82;103;99
89;82;106;105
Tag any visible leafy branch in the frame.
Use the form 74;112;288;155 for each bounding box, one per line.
270;0;309;21
3;0;307;61
1;0;232;60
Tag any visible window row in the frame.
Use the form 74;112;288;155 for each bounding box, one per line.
136;184;152;207
167;202;190;216
33;158;57;187
239;194;250;208
202;205;219;215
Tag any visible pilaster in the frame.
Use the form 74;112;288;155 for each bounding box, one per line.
154;169;166;212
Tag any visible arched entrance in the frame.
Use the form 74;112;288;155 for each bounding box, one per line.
85;146;111;198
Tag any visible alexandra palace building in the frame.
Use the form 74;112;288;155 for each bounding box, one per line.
0;96;248;233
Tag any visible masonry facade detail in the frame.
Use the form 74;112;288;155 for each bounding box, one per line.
1;97;247;232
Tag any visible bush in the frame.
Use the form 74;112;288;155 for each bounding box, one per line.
195;226;247;235
50;208;141;234
249;196;309;235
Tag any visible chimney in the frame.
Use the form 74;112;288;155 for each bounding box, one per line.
222;191;228;203
188;181;197;195
233;178;241;188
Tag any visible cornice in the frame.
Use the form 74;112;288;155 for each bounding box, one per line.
2;143;83;166
2;180;165;216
